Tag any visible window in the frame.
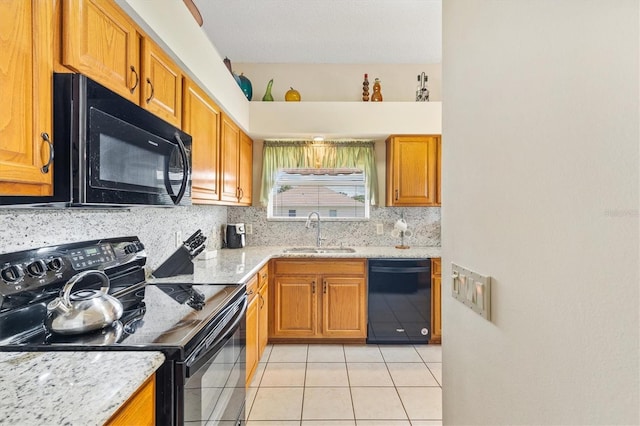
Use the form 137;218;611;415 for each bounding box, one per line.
268;168;370;220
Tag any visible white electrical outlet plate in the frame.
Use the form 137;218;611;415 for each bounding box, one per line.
175;231;182;248
245;223;253;234
376;223;384;235
451;263;491;321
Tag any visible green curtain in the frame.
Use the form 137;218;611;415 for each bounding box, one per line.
259;140;379;206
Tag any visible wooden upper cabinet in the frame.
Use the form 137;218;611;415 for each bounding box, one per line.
141;38;182;127
386;135;441;206
62;0;183;126
0;0;54;196
238;131;253;205
62;0;140;103
183;79;220;203
220;114;241;203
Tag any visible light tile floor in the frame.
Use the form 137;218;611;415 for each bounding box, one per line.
246;344;442;426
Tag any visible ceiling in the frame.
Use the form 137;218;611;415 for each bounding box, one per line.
192;0;442;64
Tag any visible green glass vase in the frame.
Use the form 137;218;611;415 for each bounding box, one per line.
262;79;274;101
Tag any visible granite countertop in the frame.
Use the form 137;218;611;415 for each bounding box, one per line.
0;351;165;426
148;245;442;285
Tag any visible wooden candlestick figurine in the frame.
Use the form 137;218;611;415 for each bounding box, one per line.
362;73;370;101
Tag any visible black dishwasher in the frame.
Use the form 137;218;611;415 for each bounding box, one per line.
367;258;432;344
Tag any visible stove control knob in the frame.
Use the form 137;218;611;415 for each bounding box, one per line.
26;260;47;278
124;242;144;254
47;257;63;272
1;264;24;283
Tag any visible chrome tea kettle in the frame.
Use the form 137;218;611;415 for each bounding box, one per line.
46;270;123;335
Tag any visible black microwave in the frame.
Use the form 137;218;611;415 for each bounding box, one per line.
0;73;192;208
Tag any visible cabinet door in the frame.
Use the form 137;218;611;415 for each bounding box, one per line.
0;1;54;196
106;375;155;426
141;39;182;127
183;80;220;203
386;135;439;206
219;114;240;203
246;296;259;386
321;276;366;338
238;131;253;205
430;258;442;343
272;275;317;338
62;0;139;103
258;281;269;358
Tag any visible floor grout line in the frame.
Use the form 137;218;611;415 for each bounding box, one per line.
251;343;443;424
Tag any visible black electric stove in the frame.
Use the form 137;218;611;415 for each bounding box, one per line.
0;237;247;426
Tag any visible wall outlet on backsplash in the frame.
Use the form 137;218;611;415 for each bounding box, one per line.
376;223;384;235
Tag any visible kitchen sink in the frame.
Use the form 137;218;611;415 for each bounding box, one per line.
283;247;356;254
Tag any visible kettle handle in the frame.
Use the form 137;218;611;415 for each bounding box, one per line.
59;270;110;310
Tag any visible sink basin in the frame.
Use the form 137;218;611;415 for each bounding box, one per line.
283;247;356;254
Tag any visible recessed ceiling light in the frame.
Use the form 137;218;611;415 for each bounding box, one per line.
313;136;324;142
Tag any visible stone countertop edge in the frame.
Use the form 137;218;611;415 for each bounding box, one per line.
0;351;165;426
147;246;442;286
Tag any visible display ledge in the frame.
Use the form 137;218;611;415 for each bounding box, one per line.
248;101;442;140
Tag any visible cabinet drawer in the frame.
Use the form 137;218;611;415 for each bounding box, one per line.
246;274;259;303
258;264;269;289
274;259;365;275
431;258;441;275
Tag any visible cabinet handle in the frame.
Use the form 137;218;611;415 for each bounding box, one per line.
129;65;139;93
312;281;316;294
323;280;327;294
395;189;399;201
40;132;53;174
239;187;244;200
145;78;154;103
259;293;264;308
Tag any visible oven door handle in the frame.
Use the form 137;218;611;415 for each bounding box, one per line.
184;296;247;377
370;266;430;274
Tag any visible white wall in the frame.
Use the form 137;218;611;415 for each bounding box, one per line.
442;1;639;424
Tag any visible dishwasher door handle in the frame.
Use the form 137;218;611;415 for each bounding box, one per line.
370;266;430;274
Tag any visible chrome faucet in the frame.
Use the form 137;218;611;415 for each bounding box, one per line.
305;211;324;247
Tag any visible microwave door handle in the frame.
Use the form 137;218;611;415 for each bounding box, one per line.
170;132;190;205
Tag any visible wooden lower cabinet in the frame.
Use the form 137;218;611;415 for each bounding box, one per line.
270;259;366;341
246;264;269;386
105;374;155;426
430;258;442;343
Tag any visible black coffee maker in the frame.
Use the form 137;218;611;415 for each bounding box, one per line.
225;223;246;249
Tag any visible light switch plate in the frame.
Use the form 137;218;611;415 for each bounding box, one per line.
451;263;491;321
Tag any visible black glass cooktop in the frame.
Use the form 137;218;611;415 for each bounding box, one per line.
0;284;244;358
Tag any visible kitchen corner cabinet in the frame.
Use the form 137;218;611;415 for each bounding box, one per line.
246;264;269;386
270;259;367;341
0;1;54;197
386;135;441;206
183;79;221;202
62;0;183;127
220;113;253;205
430;258;442;343
105;374;155;426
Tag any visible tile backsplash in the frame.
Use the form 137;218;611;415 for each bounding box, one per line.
227;206;441;247
0;205;227;270
0;205;440;271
